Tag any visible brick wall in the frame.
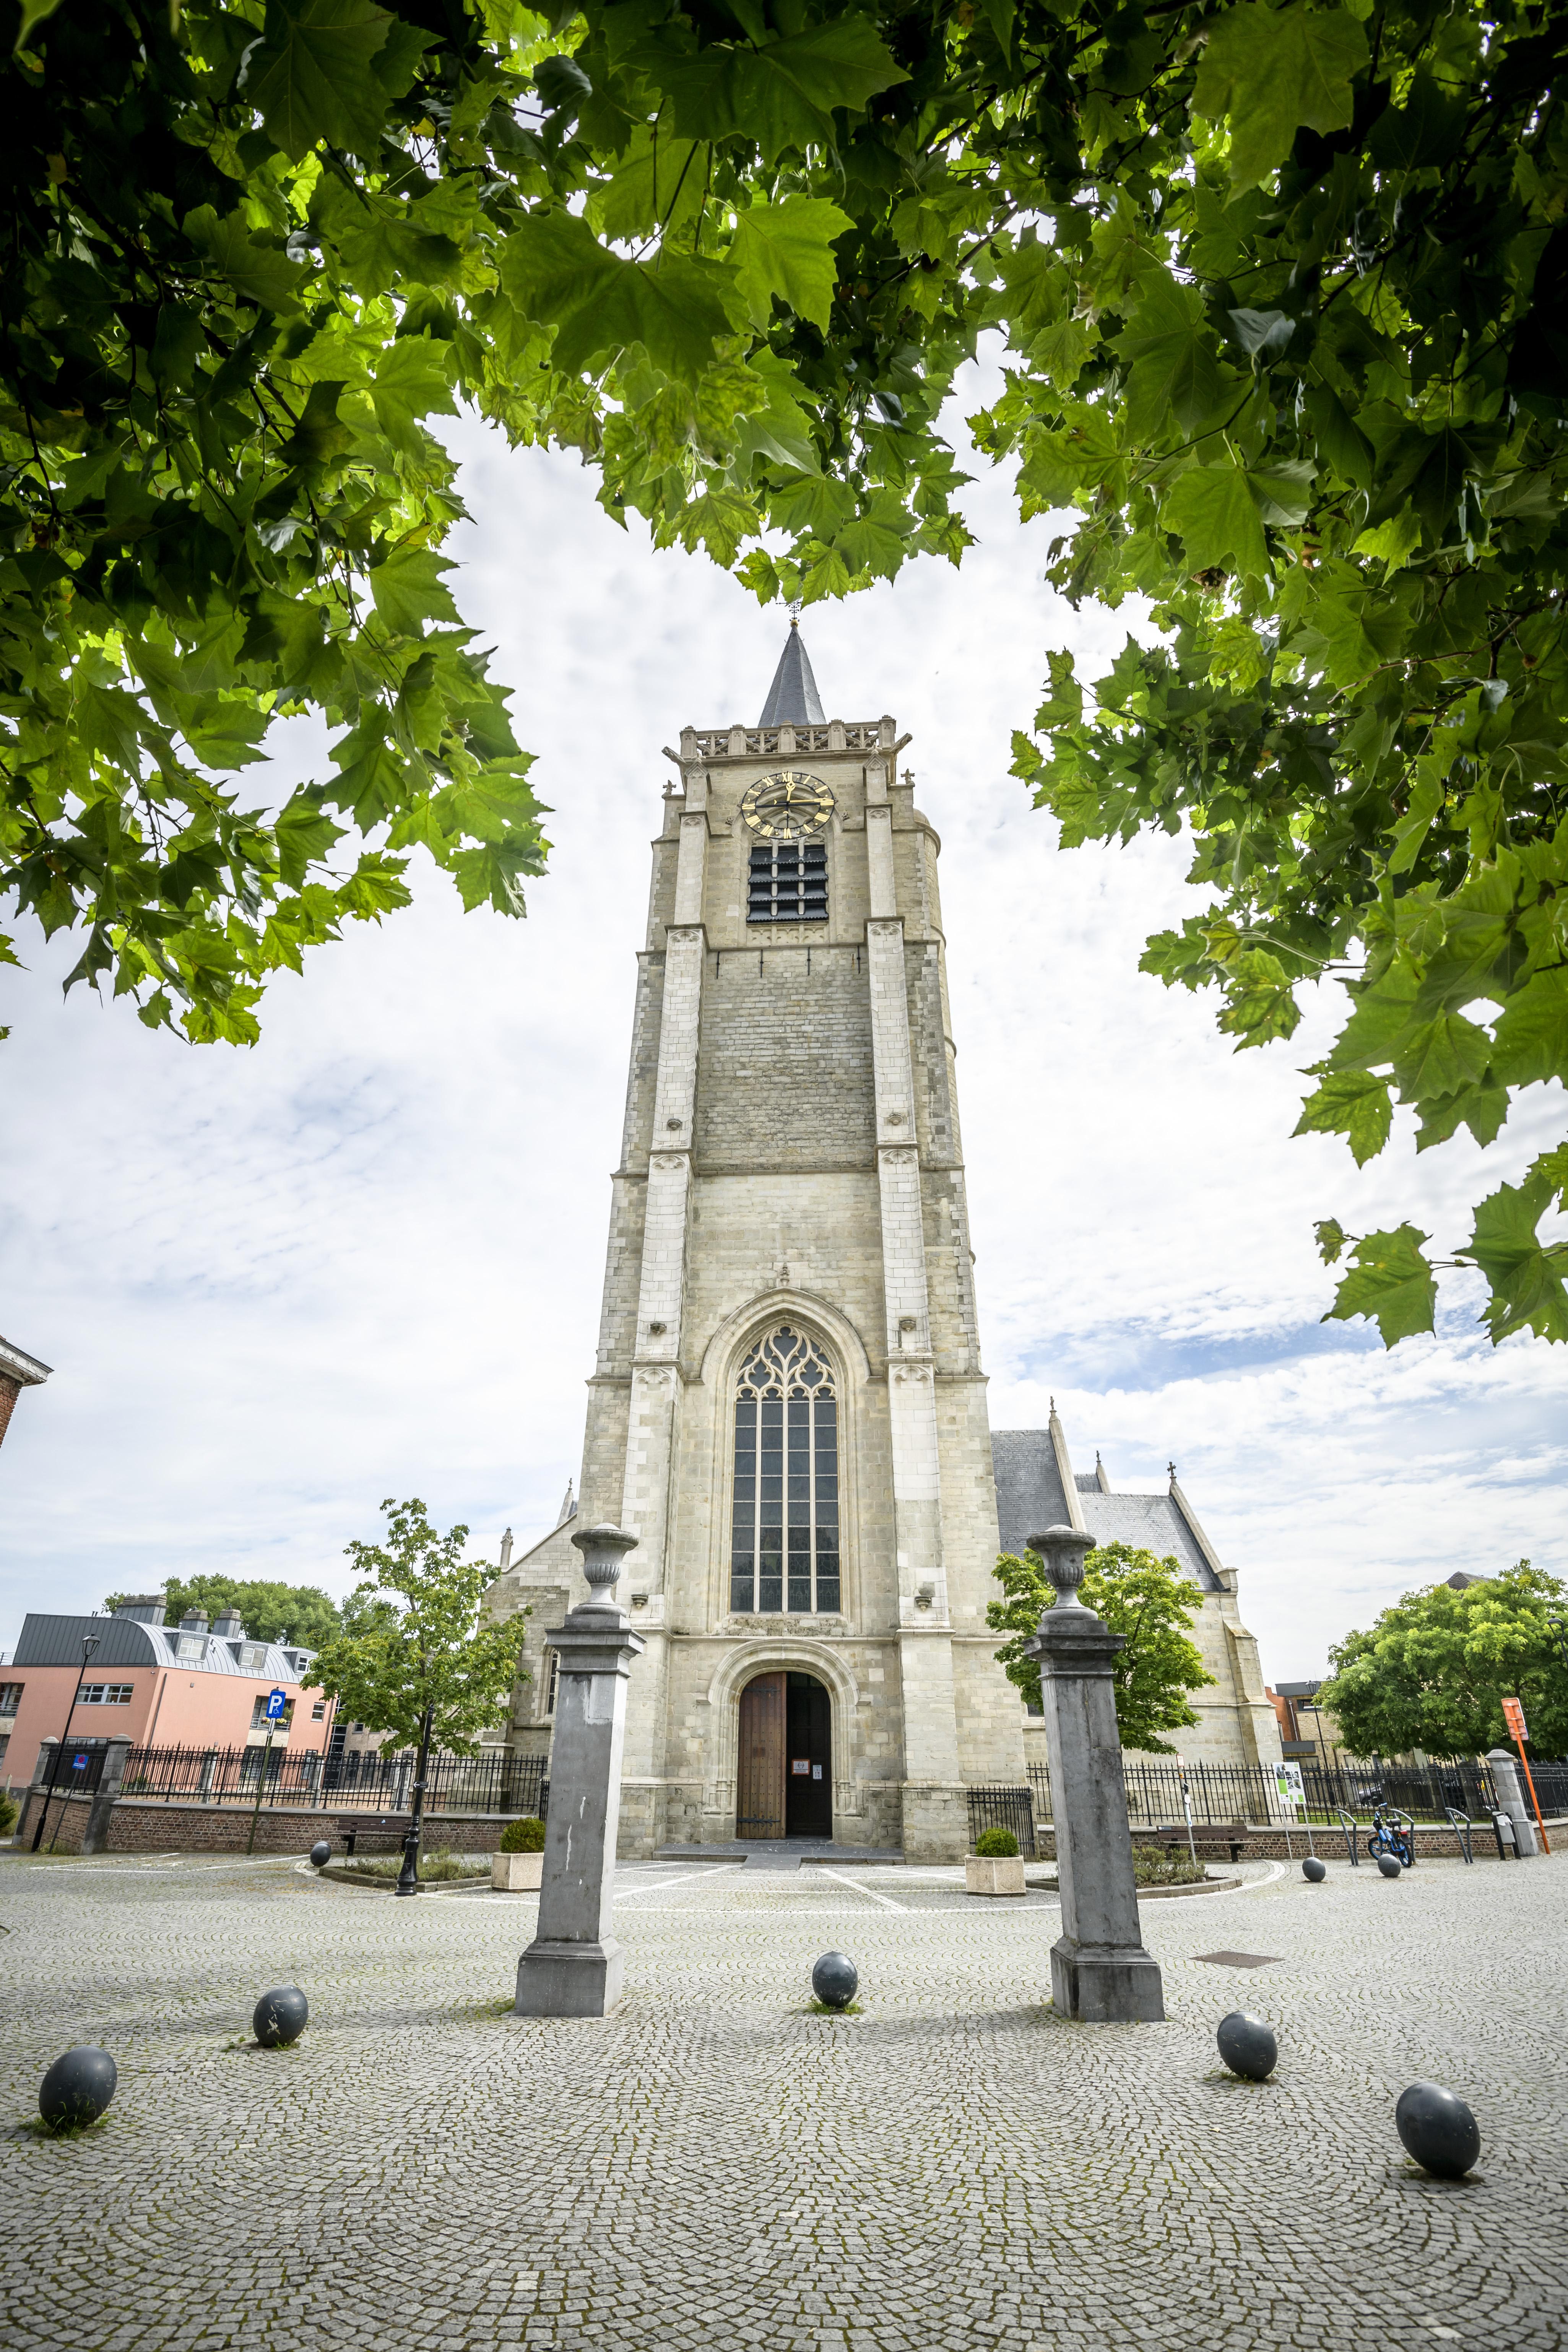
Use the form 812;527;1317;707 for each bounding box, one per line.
24;1794;515;1855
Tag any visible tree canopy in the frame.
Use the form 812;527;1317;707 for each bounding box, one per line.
1318;1559;1568;1757
988;1539;1214;1753
302;1494;527;1752
103;1570;342;1648
6;0;1563;1342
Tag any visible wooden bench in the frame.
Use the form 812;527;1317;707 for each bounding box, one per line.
1145;1821;1247;1864
333;1814;409;1857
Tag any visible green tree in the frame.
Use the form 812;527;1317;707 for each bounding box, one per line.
103;1572;341;1648
8;4;1565;1355
988;1541;1215;1755
302;1494;528;1754
1319;1560;1568;1759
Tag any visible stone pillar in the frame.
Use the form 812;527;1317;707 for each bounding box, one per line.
516;1525;645;2018
81;1737;132;1855
1487;1748;1540;1857
1022;1526;1165;2023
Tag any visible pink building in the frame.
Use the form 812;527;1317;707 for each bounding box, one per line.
0;1596;328;1789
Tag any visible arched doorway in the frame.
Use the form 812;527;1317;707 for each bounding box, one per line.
736;1670;832;1840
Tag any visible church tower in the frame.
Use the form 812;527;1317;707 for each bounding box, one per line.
494;627;1024;1861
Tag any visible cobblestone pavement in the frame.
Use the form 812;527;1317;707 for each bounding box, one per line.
1;1847;1564;2352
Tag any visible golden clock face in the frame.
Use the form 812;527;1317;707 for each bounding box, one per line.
739;769;836;840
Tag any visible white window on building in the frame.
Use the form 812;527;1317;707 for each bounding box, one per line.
0;1682;23;1717
250;1695;294;1729
175;1635;205;1660
78;1684;134;1705
731;1325;840;1616
239;1643;268;1671
311;1700;326;1720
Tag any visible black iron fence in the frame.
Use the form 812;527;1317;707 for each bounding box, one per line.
1019;1751;1560;1833
119;1744;548;1817
966;1785;1037;1855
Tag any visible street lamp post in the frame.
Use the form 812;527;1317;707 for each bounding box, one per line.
395;1703;435;1896
33;1629;102;1853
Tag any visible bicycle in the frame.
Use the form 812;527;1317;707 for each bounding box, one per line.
1366;1805;1414;1869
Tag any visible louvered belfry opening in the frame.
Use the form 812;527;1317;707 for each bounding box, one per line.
747;838;827;923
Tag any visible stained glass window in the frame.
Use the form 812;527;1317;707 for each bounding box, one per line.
731;1326;840;1615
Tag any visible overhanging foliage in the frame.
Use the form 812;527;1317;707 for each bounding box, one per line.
5;0;1564;1344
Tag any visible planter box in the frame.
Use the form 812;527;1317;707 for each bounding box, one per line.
965;1856;1026;1897
492;1850;544;1891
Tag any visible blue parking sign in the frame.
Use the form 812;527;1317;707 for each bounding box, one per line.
265;1688;288;1721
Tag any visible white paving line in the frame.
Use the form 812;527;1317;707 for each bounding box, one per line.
809;1865;908;1913
613;1864;745;1899
1241;1860;1289;1892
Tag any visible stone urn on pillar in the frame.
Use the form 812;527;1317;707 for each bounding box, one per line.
514;1523;644;2018
1022;1526;1165;2024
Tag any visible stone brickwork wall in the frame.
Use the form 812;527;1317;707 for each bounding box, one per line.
693;949;875;1170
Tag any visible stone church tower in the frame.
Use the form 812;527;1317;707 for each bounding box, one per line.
490;626;1022;1861
486;626;1281;1860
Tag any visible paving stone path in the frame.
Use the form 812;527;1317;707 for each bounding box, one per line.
0;1847;1563;2352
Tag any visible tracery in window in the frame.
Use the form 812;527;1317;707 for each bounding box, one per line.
731;1326;840;1615
747;839;827;923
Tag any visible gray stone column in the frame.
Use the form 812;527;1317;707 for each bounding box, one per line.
515;1525;645;2018
1487;1748;1541;1857
1022;1526;1165;2023
81;1737;132;1855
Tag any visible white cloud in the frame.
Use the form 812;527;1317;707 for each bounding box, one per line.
2;375;1563;1686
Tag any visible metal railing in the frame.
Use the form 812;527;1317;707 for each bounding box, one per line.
965;1785;1038;1855
118;1744;548;1817
1022;1752;1540;1830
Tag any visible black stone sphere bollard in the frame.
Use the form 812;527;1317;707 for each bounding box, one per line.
1216;2011;1277;2081
1377;1852;1403;1878
811;1951;858;2010
253;1986;309;2047
1396;2081;1481;2178
309;1841;331;1869
39;2046;117;2130
1302;1857;1327;1882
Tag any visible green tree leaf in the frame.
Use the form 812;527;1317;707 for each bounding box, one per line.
369;544;463;634
730;195;852;332
239;0;396;162
1192;1;1371;189
1323;1223;1439;1346
1293;1068;1393;1165
1161;462;1269;577
500;210;738;384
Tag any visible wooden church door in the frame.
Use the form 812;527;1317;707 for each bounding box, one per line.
736;1671;786;1838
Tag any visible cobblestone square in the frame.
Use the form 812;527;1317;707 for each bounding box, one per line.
1;1849;1563;2352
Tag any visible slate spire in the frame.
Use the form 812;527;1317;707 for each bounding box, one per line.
758;617;826;726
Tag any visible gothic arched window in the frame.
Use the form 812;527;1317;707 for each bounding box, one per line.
731;1326;840;1616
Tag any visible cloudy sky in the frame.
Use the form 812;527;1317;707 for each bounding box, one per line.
3;362;1564;1681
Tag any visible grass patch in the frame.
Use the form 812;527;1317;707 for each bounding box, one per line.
1132;1846;1210;1887
338;1848;489;1884
804;1999;864;2016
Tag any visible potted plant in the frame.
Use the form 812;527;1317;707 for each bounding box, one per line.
966;1824;1027;1897
491;1816;546;1890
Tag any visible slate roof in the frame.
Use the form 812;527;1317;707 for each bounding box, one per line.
991;1428;1224;1593
1077;1491;1222;1592
758;621;826;725
991;1429;1072;1554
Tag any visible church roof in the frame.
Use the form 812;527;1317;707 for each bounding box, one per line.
992;1424;1225;1593
758;621;826;725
